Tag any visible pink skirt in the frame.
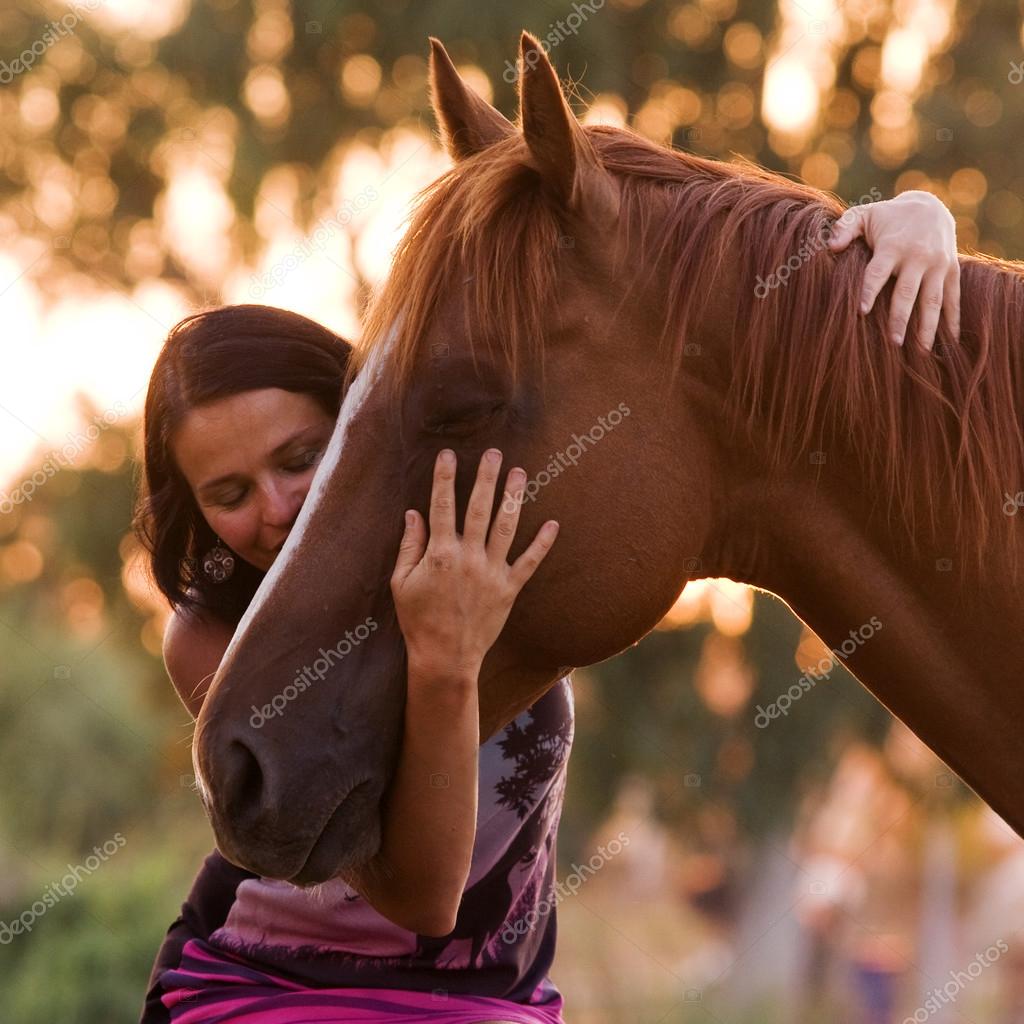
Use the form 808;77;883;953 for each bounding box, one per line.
160;939;566;1024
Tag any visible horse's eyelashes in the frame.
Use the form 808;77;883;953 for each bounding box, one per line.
422;401;506;436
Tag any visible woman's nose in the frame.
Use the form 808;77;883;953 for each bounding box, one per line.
261;481;303;529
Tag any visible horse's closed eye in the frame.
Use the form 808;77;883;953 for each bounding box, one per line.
423;401;505;436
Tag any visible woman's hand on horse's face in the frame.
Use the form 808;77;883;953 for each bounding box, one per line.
827;189;960;352
389;449;560;683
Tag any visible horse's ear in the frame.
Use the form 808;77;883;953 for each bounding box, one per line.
429;37;515;161
517;31;619;222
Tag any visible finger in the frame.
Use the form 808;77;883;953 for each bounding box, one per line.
390;509;426;588
859;251;898;317
827;207;863;251
888;263;926;347
428;449;457;541
508;521;560;590
942;261;961;344
462;449;502;548
487;467;527;563
914;268;947;352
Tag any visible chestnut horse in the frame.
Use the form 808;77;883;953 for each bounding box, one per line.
194;33;1024;886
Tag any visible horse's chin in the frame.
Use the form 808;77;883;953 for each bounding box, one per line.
288;782;383;887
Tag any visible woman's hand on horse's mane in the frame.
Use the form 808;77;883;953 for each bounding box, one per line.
390;448;559;683
827;189;960;352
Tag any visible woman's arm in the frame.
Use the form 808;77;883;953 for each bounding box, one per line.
828;189;960;351
340;665;479;936
342;447;558;936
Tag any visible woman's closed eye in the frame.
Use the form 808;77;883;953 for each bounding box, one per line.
283;448;324;472
205;449;324;508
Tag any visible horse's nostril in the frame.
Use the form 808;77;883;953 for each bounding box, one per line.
223;738;265;819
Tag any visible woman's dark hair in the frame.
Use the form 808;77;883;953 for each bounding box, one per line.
133;304;352;627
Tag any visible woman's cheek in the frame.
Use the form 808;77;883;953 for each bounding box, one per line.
207;509;261;565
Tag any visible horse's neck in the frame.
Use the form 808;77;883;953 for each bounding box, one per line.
737;461;1024;839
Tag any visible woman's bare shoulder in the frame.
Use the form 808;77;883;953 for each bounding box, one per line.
163;604;237;716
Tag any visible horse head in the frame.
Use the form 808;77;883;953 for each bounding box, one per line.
193;33;719;883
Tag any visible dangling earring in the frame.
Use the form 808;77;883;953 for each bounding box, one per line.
202;536;235;583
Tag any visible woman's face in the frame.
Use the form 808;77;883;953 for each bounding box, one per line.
172;388;336;572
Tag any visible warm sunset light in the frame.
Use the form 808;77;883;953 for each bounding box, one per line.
3;3;1023;1019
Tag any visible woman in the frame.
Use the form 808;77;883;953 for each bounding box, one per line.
135;191;960;1024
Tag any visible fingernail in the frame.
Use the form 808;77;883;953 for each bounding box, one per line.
892;333;904;346
485;449;501;464
441;449;455;464
860;302;869;314
546;521;559;533
405;510;415;527
510;468;526;484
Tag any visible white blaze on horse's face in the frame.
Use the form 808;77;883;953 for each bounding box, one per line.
191;327;397;804
226;327;396;659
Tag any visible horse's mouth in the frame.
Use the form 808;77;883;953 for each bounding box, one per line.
288;779;380;887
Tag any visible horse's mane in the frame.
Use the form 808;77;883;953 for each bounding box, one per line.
353;123;1024;574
